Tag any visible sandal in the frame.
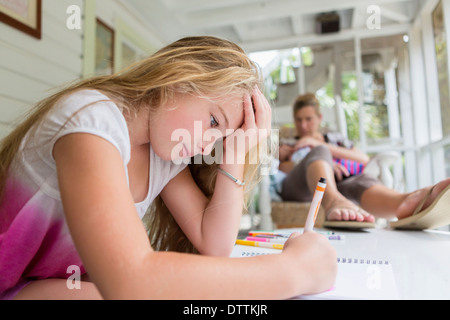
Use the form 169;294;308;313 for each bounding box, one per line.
323;206;376;229
390;185;450;230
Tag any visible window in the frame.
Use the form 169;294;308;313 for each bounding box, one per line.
300;47;314;67
249;48;301;103
446;145;450;177
432;1;450;136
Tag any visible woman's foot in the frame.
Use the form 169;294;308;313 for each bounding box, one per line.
396;178;450;220
324;195;375;223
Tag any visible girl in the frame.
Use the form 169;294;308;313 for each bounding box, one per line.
0;37;337;300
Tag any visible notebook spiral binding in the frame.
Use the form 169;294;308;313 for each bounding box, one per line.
241;252;270;257
239;252;390;265
337;257;390;265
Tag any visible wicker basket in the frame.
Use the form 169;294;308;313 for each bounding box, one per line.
271;202;325;229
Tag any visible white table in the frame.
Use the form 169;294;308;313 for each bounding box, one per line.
278;227;450;300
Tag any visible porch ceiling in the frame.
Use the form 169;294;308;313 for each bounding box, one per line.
125;0;422;52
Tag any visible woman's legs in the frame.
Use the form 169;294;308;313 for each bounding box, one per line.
306;160;375;222
281;146;375;222
309;162;450;222
282;145;450;222
359;184;405;219
309;164;450;222
360;178;450;220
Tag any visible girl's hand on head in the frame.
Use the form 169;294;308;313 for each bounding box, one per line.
224;86;272;160
249;86;272;137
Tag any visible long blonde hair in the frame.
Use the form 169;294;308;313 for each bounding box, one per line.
0;36;265;253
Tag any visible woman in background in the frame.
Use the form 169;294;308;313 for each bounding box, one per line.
278;93;450;229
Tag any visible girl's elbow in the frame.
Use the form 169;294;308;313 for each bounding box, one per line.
199;243;234;257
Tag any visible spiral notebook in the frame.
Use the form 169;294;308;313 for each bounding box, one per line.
231;245;399;300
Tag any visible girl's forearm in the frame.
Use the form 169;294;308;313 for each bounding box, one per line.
197;161;245;256
111;249;297;300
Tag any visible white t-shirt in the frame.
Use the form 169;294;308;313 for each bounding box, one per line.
0;90;186;294
21;89;187;218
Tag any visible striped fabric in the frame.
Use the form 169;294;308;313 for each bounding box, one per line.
333;158;365;175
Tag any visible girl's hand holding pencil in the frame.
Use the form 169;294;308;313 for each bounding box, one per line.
282;232;338;295
232;177;337;296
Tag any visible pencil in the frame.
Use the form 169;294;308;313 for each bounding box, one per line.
249;231;336;237
248;231;290;238
304;178;327;232
235;239;284;250
246;236;287;244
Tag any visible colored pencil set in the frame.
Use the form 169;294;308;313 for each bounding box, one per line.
235;230;344;250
